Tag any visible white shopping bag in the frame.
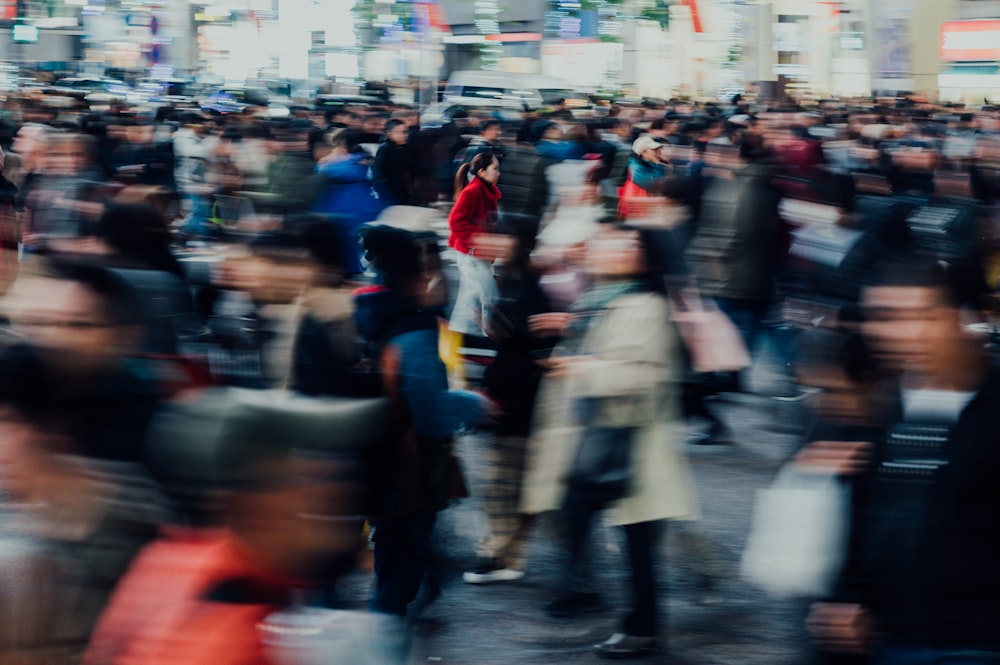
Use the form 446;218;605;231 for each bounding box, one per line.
740;465;850;597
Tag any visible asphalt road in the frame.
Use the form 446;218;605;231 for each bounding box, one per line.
336;343;820;665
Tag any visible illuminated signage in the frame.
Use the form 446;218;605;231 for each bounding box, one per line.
941;20;1000;61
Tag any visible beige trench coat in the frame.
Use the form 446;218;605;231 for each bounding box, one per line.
520;292;699;525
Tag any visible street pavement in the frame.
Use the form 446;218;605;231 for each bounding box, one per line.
335;341;820;664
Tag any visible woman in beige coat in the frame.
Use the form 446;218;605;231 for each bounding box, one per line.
522;224;698;659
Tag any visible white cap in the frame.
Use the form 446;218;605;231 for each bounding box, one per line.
632;135;661;156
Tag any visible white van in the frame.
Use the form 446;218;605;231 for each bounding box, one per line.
442;70;591;111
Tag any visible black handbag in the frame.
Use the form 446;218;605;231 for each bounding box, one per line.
566;424;637;506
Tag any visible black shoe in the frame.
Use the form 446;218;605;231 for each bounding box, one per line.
545;591;605;618
594;632;662;659
689;420;732;446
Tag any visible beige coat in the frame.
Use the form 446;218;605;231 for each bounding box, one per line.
520;292;698;525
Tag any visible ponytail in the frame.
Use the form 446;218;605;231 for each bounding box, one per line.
454;162;472;201
454;151;497;201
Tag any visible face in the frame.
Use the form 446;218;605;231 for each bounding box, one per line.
482;124;502;143
477;158;500;185
7;277;129;377
215;254;316;305
13;126;45;162
641;147;662;163
543;125;563;141
388;123;408;145
584;228;646;277
42;139;88;176
861;285;958;375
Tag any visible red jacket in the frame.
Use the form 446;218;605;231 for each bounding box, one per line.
83;528;297;665
447;176;501;255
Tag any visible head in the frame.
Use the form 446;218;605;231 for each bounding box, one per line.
584;224;662;288
632;135;663;163
41;133;95;176
217;232;316;305
359;225;426;299
531;120;562;143
0;344;74;502
12;123;47;166
383;118;408;146
6;261;145;378
480;119;502;144
861;257;985;380
286;214;346;288
453;151;500;200
93;203;183;276
160;395;369;580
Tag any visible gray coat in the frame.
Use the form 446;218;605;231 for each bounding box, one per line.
686;163;782;302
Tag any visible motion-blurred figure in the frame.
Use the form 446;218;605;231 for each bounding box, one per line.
356;225;494;616
810;260;1000;665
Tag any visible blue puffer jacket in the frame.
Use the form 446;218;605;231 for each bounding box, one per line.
314;154;390;273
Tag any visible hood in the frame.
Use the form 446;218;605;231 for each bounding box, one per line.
353;287;422;341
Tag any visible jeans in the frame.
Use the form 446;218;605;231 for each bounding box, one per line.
714;297;770;355
873;646;1000;665
371;513;438;616
561;483;664;637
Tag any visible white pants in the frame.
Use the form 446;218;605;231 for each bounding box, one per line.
449;251;498;337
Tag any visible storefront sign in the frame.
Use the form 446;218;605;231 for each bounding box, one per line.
941;20;1000;62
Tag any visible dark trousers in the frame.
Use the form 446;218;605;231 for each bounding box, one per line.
715;296;770;355
873;647;1000;665
562;484;664;637
371;513;438;616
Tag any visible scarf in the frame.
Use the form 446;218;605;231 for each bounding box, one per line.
561;280;645;354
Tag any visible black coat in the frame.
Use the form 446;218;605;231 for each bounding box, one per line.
374;140;414;206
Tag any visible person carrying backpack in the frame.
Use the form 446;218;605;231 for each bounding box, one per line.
354;225;496;616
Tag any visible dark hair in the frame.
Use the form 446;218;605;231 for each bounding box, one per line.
95;203;185;277
872;255;987;310
480;119;502;134
383;118;406;140
358;225;423;292
0;344;64;425
48;260;145;327
453;151;497;200
612;223;668;294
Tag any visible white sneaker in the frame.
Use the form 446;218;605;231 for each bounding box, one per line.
462;566;525;584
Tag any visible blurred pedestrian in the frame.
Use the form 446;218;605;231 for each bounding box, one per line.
522;224;698;658
356;225;495;616
313;128;390;275
447;151;508;338
374;118;414;206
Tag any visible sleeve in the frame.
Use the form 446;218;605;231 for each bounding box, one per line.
575;295;674;399
447;188;478;255
393;331;489;439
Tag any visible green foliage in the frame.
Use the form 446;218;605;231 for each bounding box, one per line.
639;0;673;30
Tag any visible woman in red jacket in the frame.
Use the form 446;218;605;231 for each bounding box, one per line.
448;151;507;337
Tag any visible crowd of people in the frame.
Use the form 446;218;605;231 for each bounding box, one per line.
0;85;998;663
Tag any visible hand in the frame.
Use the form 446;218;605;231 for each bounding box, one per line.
793;441;872;476
470;233;515;263
478;393;503;423
539;355;587;378
528;312;574;338
807;602;873;655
